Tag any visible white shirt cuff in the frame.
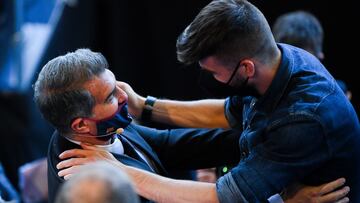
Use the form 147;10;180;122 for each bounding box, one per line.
267;194;284;203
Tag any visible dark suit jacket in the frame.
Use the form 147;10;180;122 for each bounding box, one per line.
48;123;240;203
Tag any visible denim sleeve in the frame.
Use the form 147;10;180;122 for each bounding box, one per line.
216;172;249;203
216;173;284;203
224;96;243;129
228;117;329;202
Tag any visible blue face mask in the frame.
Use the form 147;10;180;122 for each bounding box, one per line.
82;102;132;141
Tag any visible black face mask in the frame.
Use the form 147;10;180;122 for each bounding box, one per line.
198;69;259;98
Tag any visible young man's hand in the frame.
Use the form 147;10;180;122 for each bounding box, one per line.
116;81;145;118
284;178;349;203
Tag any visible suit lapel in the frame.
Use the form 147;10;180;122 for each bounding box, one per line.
52;132;155;173
122;125;168;175
52;126;168;176
113;153;155;172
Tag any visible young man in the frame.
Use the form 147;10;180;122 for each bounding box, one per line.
117;0;360;202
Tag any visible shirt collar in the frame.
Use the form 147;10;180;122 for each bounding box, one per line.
65;136;124;155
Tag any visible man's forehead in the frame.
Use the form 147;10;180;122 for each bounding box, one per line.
83;70;115;103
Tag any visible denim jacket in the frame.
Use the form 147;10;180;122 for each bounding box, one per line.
216;44;360;203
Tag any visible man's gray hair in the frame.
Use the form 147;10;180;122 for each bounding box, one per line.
33;48;108;134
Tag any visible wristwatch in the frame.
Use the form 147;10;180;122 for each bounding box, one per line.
141;96;157;122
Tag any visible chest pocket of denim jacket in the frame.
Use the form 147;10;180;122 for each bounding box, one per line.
240;111;268;160
240;100;255;160
239;130;250;160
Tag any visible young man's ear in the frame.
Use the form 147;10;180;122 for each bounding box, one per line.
240;59;255;78
71;118;90;133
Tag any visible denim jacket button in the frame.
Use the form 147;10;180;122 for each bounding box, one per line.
242;152;247;157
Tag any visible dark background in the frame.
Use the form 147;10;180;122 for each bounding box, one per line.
0;0;359;193
93;0;360;111
39;0;360;111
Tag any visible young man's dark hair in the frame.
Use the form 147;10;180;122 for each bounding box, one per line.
176;0;278;66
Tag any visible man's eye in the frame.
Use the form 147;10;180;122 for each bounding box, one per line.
106;95;115;103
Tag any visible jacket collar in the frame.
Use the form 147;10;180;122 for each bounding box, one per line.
255;43;294;113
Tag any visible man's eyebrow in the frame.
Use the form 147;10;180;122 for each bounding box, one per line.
104;85;116;102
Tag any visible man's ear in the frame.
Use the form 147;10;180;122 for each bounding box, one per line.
71;118;90;133
240;59;255;78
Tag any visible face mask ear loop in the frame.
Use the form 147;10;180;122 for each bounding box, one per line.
226;61;242;85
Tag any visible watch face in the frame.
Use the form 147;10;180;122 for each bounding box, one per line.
145;96;157;106
142;96;157;122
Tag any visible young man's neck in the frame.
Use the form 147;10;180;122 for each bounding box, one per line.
255;48;282;95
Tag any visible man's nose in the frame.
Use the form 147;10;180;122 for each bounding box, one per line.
116;86;128;102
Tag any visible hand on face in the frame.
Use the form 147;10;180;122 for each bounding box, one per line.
116;81;145;118
56;143;125;180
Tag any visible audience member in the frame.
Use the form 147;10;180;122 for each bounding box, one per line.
54;161;140;203
272;10;352;100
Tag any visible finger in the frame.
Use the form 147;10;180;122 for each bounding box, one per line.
116;81;129;89
59;149;89;159
335;197;349;203
319;186;350;203
64;174;74;180
319;178;346;195
56;158;88;170
58;165;82;178
116;81;126;86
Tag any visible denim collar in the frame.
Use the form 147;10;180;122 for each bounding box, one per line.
255;43;294;113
